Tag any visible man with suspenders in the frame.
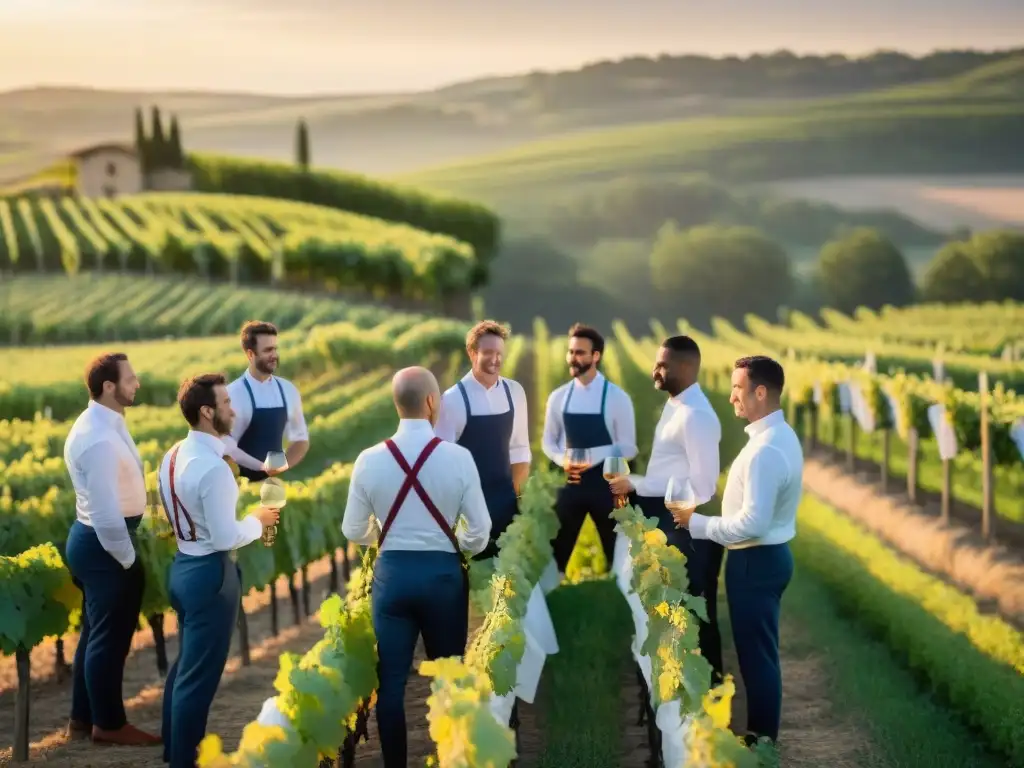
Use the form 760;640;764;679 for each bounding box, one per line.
343;366;491;768
223;321;309;480
543;324;637;573
158;373;279;768
435;320;530;559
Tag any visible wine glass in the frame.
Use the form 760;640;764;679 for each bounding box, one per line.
664;476;696;529
264;450;289;476
602;456;630;508
563;447;591;485
259;477;287;547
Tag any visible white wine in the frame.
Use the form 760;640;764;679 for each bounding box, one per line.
260;479;287;509
665;501;696;515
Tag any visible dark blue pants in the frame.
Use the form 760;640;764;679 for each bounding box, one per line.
372;550;468;768
726;543;794;742
551;466;618;570
162;551;240;768
65;517;144;731
634;494;725;680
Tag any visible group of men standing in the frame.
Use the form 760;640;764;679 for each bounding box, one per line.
60;316;801;768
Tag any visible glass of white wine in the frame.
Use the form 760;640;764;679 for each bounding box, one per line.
564;447;590;485
602;456;630;508
664;476;696;529
259;477;287;547
264;450;288;475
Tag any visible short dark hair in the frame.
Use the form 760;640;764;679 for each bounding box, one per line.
734;355;785;394
568;323;605;355
661;335;700;361
177;373;227;427
85;353;128;399
240;321;278;353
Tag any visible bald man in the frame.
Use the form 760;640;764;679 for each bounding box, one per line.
342;367;491;768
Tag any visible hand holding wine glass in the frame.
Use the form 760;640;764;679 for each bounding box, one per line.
602;455;630;508
664;476;697;528
563;447;590;485
259;477;286;546
263;450;289;477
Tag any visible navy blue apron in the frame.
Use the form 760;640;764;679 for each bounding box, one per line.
551;377;618;568
236;376;288;482
455;379;517;560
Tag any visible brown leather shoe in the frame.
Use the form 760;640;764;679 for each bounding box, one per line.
66;719;92;740
91;723;162;746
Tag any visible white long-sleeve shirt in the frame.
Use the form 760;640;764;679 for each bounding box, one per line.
342;419;491;555
158;430;263;556
64;400;147;569
541;372;637;468
222;370;309;472
629;382;721;502
435;372;531;465
690;409;803;549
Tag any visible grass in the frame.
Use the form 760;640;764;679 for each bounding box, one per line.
532;579;633;768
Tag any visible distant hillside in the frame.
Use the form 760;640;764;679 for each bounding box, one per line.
2;46;1021;182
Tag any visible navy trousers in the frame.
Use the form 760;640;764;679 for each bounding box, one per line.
551;466;618;570
726;543;794;742
162;551;240;768
65;517;145;731
372;550;468;768
633;494;725;681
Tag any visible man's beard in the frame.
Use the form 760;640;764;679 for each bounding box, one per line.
255;357;277;375
113;387;135;407
654;373;678;393
570;361;593;378
212;411;232;436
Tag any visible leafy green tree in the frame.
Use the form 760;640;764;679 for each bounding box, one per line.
649;223;793;327
815;227;914;313
970;230;1024;301
920;241;987;302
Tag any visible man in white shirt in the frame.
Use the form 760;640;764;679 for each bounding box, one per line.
607;336;723;680
434;320;529;559
222;321;309;481
544;324;637;572
158;373;279;768
343;366;491;768
63;352;161;747
675;355;802;747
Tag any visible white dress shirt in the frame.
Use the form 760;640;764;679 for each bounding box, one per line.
64;400;147;569
223;370;309;472
629;382;721;502
435;372;531;465
690;409;803;549
342;419;491;555
158;431;263;556
542;371;637;468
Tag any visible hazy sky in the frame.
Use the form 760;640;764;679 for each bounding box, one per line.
2;0;1022;94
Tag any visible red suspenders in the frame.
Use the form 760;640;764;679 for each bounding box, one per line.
378;437;463;558
158;442;198;542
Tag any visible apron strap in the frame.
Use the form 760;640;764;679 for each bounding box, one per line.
378;437;461;555
457;381;472;417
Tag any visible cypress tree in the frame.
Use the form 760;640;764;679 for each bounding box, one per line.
133;107;148;173
150;106;166;168
296;119;310;170
168;115;184;168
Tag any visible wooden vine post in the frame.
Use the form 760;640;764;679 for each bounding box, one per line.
940;458;952;524
237;599;251;667
880;428;891;493
979;372;994;541
846;415;857;472
14;645;30;761
149;613;169;675
906;428;919;504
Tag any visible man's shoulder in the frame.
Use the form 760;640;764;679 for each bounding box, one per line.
441;381;465;400
502;377;527;398
545;379;571;401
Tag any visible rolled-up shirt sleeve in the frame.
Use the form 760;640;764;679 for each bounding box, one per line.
342;452;379;545
81;442;136;569
690;446;783;547
201;464;263;551
683;410;721;506
223;386;264;471
611;388;638;461
284;384;309;443
456;452;492;555
509;382;531;465
541;389;565;466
